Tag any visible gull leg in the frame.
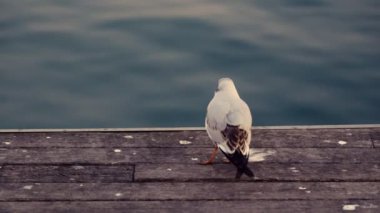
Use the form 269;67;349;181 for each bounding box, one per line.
200;145;218;165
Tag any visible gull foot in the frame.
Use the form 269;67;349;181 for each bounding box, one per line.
199;160;214;165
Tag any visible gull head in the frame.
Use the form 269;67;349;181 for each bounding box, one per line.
216;77;239;97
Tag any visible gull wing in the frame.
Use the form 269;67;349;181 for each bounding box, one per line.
221;123;249;155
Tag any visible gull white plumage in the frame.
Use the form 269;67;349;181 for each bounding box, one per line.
202;77;254;179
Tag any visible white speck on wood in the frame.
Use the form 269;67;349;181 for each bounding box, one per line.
23;185;33;190
22;150;27;153
289;167;300;173
70;178;75;181
167;168;172;171
46;136;51;139
114;149;122;153
73;165;84;170
323;140;331;143
298;186;307;190
342;169;348;172
338;140;347;145
3;141;11;145
115;193;122;197
132;151;137;155
79;184;84;187
306;190;311;193
191;157;199;161
249;149;276;162
124;135;133;139
179;140;192;145
343;204;359;211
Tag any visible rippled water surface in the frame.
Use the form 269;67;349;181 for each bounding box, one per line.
0;0;379;128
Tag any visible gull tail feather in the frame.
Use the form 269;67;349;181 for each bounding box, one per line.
236;166;254;179
221;150;255;179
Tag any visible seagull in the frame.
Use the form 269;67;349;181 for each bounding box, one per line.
201;77;254;179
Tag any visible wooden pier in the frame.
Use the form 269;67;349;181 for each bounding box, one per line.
0;125;379;212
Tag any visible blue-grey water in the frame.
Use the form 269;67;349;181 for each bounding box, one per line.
0;0;379;129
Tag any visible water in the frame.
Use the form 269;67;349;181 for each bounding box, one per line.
0;0;379;129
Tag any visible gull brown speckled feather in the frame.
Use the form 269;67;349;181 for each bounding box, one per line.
222;124;249;154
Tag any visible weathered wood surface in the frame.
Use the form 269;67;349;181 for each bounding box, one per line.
134;163;380;182
0;148;379;164
0;163;378;182
0;164;134;183
1;200;379;213
0;128;377;148
0;126;379;212
0;182;379;200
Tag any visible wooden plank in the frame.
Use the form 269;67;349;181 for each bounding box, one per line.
371;130;380;148
0;165;134;183
0;200;379;213
0;131;208;148
0;128;377;148
1;163;377;183
0;182;378;201
135;163;380;182
4;163;378;183
0;148;378;164
253;128;375;148
1;124;379;133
